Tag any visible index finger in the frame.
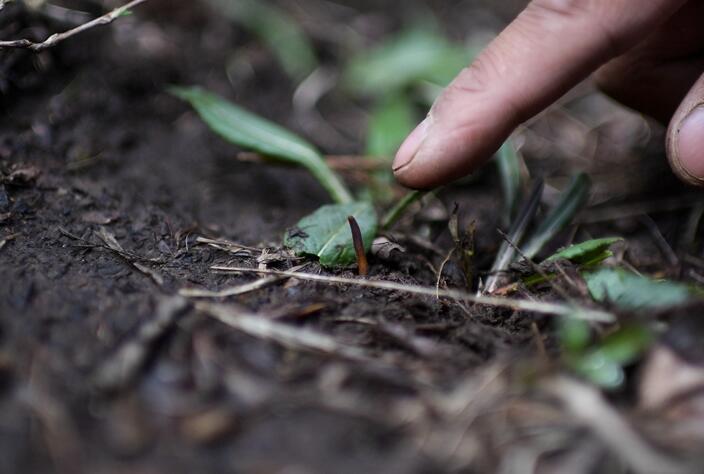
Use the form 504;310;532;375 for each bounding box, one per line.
393;0;686;189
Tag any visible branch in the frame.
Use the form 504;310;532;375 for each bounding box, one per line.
0;0;148;52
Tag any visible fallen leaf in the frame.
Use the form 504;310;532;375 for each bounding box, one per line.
81;211;120;225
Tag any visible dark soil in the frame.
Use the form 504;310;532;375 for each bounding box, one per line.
1;2;703;473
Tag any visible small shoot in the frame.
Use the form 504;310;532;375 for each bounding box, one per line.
366;94;416;159
521;173;591;259
343;28;471;98
348;216;369;276
208;0;318;82
170;86;352;204
284;202;377;268
365;93;418;203
449;205;476;290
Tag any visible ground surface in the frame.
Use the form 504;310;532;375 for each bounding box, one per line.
1;1;704;473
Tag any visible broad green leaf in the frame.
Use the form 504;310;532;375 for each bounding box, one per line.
522;173;591;259
366;94;416;158
568;353;624;389
284;202;378;268
170;86;352;204
567;324;652;389
208;0;317;82
559;318;591;353
597;324;652;365
496;140;525;227
544;237;623;265
584;268;694;311
344;28;470;97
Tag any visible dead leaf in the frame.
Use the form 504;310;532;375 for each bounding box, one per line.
180;408;237;445
371;236;405;259
6;166;41;185
81;211;120;225
639;345;704;411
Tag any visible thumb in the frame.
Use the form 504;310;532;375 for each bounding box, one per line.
668;74;704;186
393;0;684;189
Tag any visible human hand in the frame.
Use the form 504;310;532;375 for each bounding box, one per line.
393;0;704;189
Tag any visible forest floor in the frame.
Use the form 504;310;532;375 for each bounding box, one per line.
1;1;704;473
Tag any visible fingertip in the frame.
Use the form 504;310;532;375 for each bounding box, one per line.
393;117;431;174
669;103;704;186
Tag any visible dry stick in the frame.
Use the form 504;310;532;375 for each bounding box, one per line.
546;377;692;474
196;302;370;362
639;215;679;267
179;275;284;298
93;296;189;392
0;0;148;51
210;266;615;322
179;263;308;298
347;216;368;276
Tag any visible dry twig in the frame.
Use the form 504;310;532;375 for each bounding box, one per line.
546;377;692;474
179;264;307;298
0;0;148;51
210;266;615;322
196;302;370;361
93;296;189;391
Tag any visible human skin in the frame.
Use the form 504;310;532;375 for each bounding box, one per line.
393;0;704;189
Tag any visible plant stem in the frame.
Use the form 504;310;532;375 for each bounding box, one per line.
381;190;427;230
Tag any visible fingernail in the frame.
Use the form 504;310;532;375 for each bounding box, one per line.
393;117;431;172
676;105;704;183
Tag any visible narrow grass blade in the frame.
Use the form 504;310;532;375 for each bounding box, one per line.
485;179;544;293
170;86;352;204
496;140;526;227
521;173;591;259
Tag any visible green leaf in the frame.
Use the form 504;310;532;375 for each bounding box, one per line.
569;354;624;389
597;324;653;365
344;28;471;97
208;0;318;82
559;317;591;353
521;173;591;259
584;268;694;311
567;324;652;389
284;202;378;268
544;237;623;266
170;86;352;204
366;94;416;158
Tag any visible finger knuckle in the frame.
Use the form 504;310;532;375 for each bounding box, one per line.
528;0;596;19
525;0;623;56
